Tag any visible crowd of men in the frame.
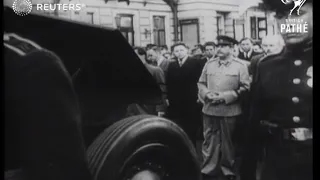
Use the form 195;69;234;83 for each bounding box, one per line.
128;0;312;180
4;0;312;180
129;33;286;180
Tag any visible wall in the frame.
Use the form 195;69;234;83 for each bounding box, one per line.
31;0;278;48
244;8;278;40
178;0;239;46
34;0;174;47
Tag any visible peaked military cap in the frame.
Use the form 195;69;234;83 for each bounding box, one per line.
216;35;238;46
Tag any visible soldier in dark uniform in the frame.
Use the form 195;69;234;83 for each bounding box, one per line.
4;33;92;180
246;0;313;180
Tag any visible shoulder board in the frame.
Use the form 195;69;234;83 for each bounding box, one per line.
4;33;43;56
208;57;219;62
232;57;250;66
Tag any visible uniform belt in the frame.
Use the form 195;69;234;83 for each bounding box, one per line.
260;120;313;141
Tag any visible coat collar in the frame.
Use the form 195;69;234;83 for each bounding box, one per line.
178;55;189;66
218;57;232;67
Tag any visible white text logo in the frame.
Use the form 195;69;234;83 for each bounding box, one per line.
280;19;308;33
12;0;86;16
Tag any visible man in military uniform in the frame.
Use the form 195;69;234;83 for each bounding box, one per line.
246;0;313;180
198;35;250;180
4;32;92;180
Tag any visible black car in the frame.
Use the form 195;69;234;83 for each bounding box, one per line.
4;8;201;180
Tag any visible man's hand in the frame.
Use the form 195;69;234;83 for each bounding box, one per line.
205;92;216;101
212;92;225;105
206;92;225;105
158;111;165;117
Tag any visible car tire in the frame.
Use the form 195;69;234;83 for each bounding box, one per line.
87;115;201;180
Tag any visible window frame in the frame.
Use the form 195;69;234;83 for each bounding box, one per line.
251;16;268;40
257;17;268;39
179;19;200;44
153;16;166;46
216;12;227;36
250;16;257;39
118;14;135;46
86;12;94;24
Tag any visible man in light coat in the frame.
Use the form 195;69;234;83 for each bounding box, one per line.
198;35;250;180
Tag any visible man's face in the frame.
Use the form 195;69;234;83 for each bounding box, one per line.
173;45;188;59
163;53;171;60
253;45;263;53
147;49;159;62
134;49;145;63
161;49;168;56
193;48;203;55
240;39;253;52
232;45;240;57
205;45;215;58
276;3;313;46
262;38;282;54
216;45;232;58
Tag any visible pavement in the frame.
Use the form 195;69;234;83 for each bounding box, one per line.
195;140;263;180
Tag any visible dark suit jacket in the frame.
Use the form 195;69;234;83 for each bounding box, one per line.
159;58;171;77
238;50;261;62
248;53;266;76
166;56;204;122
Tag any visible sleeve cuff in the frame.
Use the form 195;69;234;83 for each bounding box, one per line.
222;90;238;104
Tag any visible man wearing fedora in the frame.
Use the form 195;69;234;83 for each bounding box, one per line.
198;35;250;180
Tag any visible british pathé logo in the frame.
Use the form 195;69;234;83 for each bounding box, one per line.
281;0;307;16
279;0;308;33
280;19;308;33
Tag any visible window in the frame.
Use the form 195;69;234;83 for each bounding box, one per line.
251;16;268;40
250;17;257;39
216;12;226;36
217;16;222;36
233;19;236;38
235;18;245;40
180;19;200;48
84;12;94;24
258;17;267;39
153;16;166;46
119;14;134;46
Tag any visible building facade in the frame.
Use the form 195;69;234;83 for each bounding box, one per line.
32;0;279;48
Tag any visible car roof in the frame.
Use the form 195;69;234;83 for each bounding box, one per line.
4;7;162;112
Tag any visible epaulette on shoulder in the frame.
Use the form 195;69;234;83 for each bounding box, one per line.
208;57;219;63
232;57;250;66
4;33;43;56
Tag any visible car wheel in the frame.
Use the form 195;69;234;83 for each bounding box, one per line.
87;115;201;180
